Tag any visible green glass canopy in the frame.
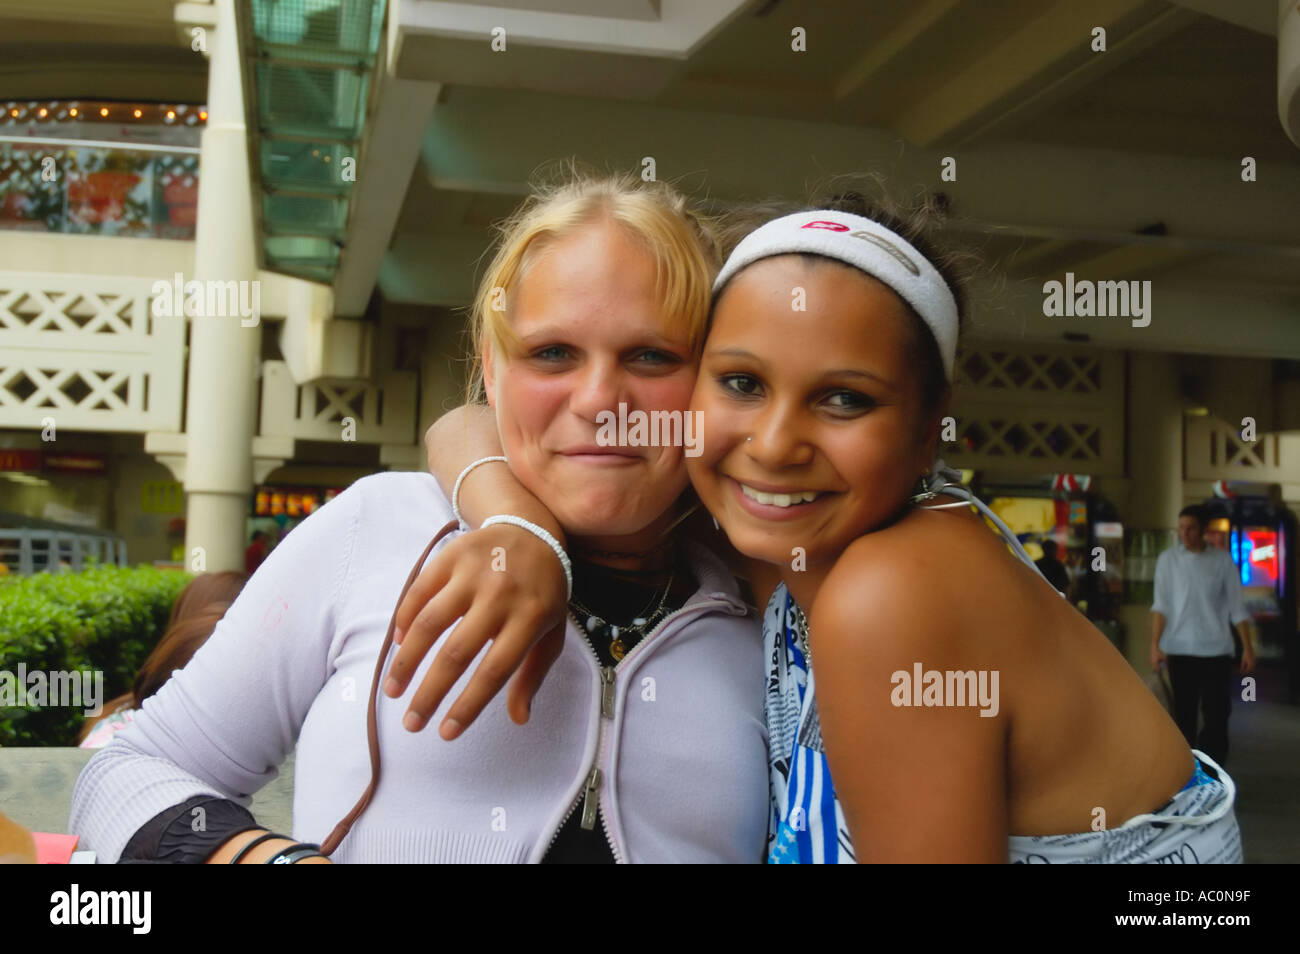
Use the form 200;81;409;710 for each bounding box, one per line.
244;0;386;284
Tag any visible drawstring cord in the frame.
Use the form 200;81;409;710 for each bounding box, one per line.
320;519;461;857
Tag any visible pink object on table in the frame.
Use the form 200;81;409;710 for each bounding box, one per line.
33;831;80;864
79;708;136;749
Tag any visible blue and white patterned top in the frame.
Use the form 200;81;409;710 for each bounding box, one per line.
761;580;1243;864
764;585;854;864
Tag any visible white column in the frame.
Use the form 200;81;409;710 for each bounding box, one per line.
1281;0;1300;148
1117;352;1185;671
1126;353;1184;530
182;0;261;573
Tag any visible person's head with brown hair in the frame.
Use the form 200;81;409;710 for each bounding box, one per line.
78;607;229;744
688;182;978;576
167;570;248;628
131;607;228;705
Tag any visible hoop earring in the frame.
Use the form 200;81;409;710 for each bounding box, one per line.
910;463;965;505
909;475;937;504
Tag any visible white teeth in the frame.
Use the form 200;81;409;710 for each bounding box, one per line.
740;484;819;507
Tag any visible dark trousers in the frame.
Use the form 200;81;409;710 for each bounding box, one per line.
1166;654;1233;766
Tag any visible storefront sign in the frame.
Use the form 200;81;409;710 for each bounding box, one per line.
253;486;343;518
0;449;108;473
0;449;42;471
43;452;108;474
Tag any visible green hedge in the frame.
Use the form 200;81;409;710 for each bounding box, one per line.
0;564;192;746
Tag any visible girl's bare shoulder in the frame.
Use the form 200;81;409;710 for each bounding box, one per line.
813;512;967;649
830;503;1004;584
814;504;1032;656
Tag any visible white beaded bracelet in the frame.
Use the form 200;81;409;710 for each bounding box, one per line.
450;455;508;527
480;514;573;599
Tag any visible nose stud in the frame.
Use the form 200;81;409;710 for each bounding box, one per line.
745;436;753;442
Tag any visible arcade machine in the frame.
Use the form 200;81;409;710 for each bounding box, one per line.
979;474;1125;645
1203;492;1297;671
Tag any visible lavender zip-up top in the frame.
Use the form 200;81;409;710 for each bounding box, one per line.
69;472;769;863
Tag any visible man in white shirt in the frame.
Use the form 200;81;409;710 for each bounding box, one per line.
1151;505;1256;766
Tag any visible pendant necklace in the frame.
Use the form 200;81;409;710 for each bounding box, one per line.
569;566;676;662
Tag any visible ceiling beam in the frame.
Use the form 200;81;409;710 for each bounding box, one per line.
393;0;748;59
1064;244;1209;282
1162;0;1277;35
417;86;1300;252
950;5;1199;146
832;0;961;102
967;276;1300;359
333;73;442;316
0;0;182;29
894;0;1181;147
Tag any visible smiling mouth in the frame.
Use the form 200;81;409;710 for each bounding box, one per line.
737;483;822;508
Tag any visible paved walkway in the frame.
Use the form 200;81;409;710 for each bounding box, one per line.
1223;662;1300;863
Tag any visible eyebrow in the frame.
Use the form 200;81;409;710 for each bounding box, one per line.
707;347;896;388
518;325;681;346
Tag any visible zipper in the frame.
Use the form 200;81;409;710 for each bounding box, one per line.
572;613;612;837
599;665;615;717
591;596;738;862
540;593;744;862
538;616;613;858
579;766;602;828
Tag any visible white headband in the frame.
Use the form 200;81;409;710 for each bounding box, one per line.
712;210;958;380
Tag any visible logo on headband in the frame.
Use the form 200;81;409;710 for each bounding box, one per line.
850;231;920;276
799;219;921;275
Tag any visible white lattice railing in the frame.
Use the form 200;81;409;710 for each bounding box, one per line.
0;271;184;432
1185;415;1298;482
941;343;1125;476
259;360;416;445
0;527;128;575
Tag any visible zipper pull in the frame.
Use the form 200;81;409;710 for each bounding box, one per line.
600;667;616;718
580;767;603;830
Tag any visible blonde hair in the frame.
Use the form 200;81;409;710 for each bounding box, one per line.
466;167;720;401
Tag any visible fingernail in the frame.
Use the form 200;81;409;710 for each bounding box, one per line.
393;625;404;645
439;718;462;741
384;678;400;697
403;710;424;732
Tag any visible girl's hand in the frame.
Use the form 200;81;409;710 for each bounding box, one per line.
384;523;568;739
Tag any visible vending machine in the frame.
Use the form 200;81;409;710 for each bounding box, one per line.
979;478;1125;642
1203;494;1296;666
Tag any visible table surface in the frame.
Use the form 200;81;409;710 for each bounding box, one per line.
0;746;295;852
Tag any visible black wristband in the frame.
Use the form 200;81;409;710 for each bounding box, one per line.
120;795;260;865
266;842;323;865
229;832;286;864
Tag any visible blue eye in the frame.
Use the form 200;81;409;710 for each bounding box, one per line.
533;346;570;362
634;349;677;366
